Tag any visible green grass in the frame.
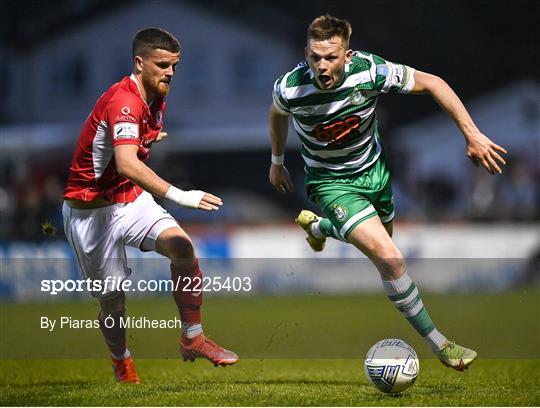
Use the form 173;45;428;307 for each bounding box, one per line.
0;359;538;406
1;291;539;405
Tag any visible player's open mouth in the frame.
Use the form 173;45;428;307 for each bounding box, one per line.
318;75;332;86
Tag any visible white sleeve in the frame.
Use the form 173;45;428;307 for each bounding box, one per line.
378;62;416;94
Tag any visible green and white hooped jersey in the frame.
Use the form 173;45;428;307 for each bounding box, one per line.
272;51;415;178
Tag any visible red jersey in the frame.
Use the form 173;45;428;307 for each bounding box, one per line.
64;75;166;203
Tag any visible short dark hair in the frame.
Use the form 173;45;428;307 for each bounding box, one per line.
132;27;180;59
307;14;352;45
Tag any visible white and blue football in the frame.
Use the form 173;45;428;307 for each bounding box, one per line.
364;338;419;393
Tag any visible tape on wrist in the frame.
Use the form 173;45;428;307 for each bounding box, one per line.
165;185;204;208
271;154;285;166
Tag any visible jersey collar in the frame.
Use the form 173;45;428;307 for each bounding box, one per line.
127;75;165;128
129;74;150;106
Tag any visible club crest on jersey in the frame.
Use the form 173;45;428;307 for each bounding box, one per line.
349;88;368;105
349;85;372;105
333;205;347;221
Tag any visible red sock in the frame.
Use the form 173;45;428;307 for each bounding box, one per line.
98;312;127;358
171;258;203;324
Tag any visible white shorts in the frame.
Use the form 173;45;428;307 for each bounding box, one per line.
62;191;179;298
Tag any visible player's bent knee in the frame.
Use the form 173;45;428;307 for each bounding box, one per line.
168;236;195;261
374;251;406;278
157;231;195;261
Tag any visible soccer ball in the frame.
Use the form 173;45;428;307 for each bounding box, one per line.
364;338;419;394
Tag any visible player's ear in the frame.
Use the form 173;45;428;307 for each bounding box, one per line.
134;56;144;73
345;49;353;63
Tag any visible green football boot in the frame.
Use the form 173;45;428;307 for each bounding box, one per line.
437;341;478;371
295;210;326;252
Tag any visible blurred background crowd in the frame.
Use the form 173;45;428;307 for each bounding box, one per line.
1;0;538;240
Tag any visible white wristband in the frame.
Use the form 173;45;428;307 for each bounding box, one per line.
165;185;205;209
271;154;285;166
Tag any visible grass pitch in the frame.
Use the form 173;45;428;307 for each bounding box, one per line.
1;291;539;406
1;359;538;406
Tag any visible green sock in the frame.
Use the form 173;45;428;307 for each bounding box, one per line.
382;273;436;337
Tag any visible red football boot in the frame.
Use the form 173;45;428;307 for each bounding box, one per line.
180;334;239;367
111;356;141;384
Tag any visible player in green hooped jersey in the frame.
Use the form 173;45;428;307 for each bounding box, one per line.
269;14;507;371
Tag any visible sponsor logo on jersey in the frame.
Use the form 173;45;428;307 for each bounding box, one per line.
114;115;136;123
121;106;131;115
314;115;360;143
113;122;138;140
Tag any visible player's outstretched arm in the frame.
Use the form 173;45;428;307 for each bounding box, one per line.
114;144;222;210
269;103;294;193
411;70;508;174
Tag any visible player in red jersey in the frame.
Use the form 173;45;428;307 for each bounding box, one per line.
63;28;238;384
